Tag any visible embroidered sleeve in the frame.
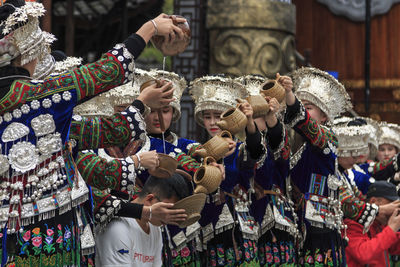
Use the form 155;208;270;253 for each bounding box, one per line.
339;184;378;231
70;104;146;150
366;156;400;180
186;142;202;157
92;188;122;229
1;46;134;115
74;44;135;101
76;150;136;193
285;98;338;150
175;151;201;174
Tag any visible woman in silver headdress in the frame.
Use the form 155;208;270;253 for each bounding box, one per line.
0;0;186;265
189;75;265;266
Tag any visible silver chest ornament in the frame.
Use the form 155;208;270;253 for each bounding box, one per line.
2;122;30;143
31;114;56;137
327;174;342;190
8;141;39;173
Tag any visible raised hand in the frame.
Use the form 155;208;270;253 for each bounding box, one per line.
152;14;186;42
238;100;256;134
264;97;280;128
136;13;186;44
137;80;175;109
388;208;400;232
132;150;159;171
276;73;293;93
276;73;295;106
144;202;187;226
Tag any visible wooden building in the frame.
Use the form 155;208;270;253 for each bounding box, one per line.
293;0;400;123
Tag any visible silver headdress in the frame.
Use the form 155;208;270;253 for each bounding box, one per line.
147;69;187;122
73;68;152;117
291;67;352;122
378;122;400;150
190;75;248;127
53;56;83;75
0;2;46;66
333;121;371;157
32;32;57;80
361;116;380;158
234;75;265;96
333;116;379;158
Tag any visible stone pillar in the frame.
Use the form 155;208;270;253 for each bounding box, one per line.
207;0;296;77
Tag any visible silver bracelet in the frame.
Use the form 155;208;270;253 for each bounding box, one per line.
150;19;158;36
149;206;152;220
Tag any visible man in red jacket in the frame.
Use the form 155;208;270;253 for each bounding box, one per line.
345;181;400;266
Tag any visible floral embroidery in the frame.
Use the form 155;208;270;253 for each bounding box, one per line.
43;224;55;254
64;225;72;252
217;245;225;265
180;246;190;257
258;239;296;265
23;230;31;242
18;229;31;256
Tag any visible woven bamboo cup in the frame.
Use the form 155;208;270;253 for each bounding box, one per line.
216;107;248;135
172;193;206;228
148;153;178;178
246;95;270;118
261;79;286;103
193;130;233;161
194;156;223;194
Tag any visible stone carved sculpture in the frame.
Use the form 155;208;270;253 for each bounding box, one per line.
207;0;296;77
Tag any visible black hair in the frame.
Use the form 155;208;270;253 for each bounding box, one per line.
51;50;67;62
347;118;367;127
138;172;190;201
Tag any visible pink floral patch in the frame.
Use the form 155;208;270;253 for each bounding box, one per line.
47;229;54;237
274;256;280;263
56;236;63;244
23;230;31;242
32;236;42;247
180;247;190;257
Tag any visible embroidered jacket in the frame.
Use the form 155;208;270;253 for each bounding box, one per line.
286;98;378;233
75;135;202;229
197;129;264;245
0;41;140;266
251;120;296;238
285;98;342;230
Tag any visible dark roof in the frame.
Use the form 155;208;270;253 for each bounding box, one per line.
53;0;153;20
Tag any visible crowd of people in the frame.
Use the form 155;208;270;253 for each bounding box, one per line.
1;1;400;266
